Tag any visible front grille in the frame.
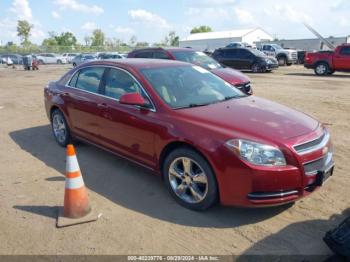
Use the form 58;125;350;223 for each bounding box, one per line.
293;129;330;155
303;151;334;176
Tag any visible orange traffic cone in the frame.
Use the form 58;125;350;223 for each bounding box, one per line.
57;144;101;228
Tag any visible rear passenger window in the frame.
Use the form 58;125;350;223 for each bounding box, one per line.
135;52;153;58
75;67;104;93
69;72;79;87
153;51;170;59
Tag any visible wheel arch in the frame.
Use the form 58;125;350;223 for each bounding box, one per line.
158;141;217;181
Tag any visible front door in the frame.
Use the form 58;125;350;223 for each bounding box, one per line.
96;67;157;167
333;46;350;70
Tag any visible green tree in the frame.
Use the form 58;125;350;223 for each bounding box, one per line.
17;20;33;46
55;32;77;46
129;35;137;47
91;29;105;46
166;31;179;46
190;25;212;34
135;42;149;48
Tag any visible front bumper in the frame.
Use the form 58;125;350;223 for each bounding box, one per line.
265;63;279;70
213;129;334;207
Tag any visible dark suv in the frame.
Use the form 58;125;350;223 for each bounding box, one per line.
212;48;278;73
128;47;252;95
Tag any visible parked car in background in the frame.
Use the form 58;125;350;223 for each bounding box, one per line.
226;42;253;48
62;53;78;63
304;44;350;75
297;50;306;64
98;52;124;60
36;53;67;64
258;44;297;66
128;47;252;95
45;59;334;210
0;54;23;65
212;47;278;73
71;54;97;67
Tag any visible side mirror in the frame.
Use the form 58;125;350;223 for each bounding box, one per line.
119;93;146;106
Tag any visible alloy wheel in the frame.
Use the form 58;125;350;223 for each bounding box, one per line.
52;113;67;144
316;64;327;75
168;157;208;204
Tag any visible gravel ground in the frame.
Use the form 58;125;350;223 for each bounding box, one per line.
0;64;349;255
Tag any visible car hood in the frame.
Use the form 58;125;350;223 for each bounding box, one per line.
177;96;319;142
210;68;250;85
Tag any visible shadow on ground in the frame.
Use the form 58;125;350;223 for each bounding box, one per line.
237;208;350;259
285;73;350;78
10;125;293;228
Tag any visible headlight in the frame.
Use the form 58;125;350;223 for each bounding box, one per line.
225;139;286;166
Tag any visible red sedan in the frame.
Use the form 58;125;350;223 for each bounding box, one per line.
44;59;334;210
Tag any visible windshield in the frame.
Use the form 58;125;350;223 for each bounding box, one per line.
271;44;283;50
141;65;245;109
250;49;267;57
171;51;222;70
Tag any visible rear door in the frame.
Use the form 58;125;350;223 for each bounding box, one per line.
97;67;157;167
238;49;254;69
223;49;240;69
333;46;350;70
64;66;106;142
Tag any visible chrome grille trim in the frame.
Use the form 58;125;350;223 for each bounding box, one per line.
293;129;330;155
248;190;299;199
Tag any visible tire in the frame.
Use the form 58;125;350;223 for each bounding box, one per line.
327;70;335;75
314;62;329;76
57;60;62;64
51;109;71;147
251;63;260;73
277;56;287;66
286;63;292;66
72;62;77;67
38;60;44;65
162;147;218;211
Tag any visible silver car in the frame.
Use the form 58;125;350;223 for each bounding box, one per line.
71;54;97;67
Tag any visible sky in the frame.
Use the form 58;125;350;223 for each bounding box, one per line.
0;0;349;45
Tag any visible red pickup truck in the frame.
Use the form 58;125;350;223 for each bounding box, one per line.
304;44;350;75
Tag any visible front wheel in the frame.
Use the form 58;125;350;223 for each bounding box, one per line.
163;147;218;211
251;63;260;73
277;57;287;66
51;109;71;147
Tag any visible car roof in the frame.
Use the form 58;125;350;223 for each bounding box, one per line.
79;58;190;69
130;47;195;53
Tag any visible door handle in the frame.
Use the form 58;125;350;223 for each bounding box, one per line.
97;103;108;109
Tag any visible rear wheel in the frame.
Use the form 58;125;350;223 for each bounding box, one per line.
51;109;71;147
162;147;218;211
315;62;329;76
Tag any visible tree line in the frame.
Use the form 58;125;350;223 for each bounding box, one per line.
1;20;213;54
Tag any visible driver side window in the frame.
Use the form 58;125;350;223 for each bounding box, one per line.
103;68;150;104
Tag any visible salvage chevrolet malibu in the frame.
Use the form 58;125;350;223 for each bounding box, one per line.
44;59;334;210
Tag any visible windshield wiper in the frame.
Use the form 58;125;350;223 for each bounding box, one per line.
223;95;242;101
174;102;212;109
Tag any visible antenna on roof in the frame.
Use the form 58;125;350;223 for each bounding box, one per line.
303;22;335;50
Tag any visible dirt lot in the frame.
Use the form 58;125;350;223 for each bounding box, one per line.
0;64;349;255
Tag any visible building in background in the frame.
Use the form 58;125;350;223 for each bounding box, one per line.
259;36;350;51
179;27;273;51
